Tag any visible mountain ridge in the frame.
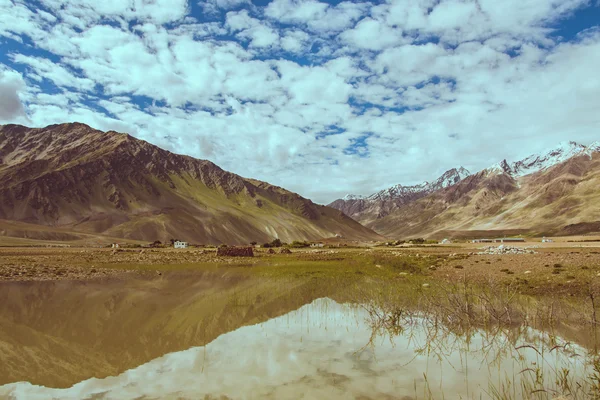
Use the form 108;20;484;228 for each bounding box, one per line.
329;167;471;225
0;123;383;244
329;140;600;238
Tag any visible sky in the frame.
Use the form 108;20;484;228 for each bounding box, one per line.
0;0;599;204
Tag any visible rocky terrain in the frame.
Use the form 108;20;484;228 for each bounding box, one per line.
330;141;600;239
0;123;383;245
476;245;538;255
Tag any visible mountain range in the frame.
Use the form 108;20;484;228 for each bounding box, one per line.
329;141;600;239
0;123;382;245
2;123;599;244
329;167;471;225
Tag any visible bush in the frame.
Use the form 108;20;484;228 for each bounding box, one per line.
290;241;310;248
263;239;283;248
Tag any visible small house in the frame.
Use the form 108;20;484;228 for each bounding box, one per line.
310;242;325;248
440;238;452;244
542;237;554;243
111;243;120;248
174;241;188;249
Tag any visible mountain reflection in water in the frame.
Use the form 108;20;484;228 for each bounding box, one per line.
0;298;593;400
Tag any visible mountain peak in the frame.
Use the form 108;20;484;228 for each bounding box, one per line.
342;194;365;201
486;140;598;177
429;167;471;191
333;167;471;204
0;123;383;244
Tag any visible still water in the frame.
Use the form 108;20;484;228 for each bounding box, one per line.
0;293;595;400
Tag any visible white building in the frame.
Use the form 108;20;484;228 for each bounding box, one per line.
310;242;325;248
174;241;188;249
542;237;554;243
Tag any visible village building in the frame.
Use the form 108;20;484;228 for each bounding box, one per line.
471;238;525;243
310;242;325;248
542;237;554;243
440;238;452;244
493;238;525;243
111;243;120;248
174;241;188;249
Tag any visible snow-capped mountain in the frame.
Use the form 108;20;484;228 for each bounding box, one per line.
367;167;471;201
487;141;600;177
332;139;600;239
341;194;366;201
330;167;471;222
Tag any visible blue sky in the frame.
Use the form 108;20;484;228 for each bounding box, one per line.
1;0;599;203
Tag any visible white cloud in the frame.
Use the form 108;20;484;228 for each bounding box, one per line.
265;0;328;24
339;17;406;50
266;0;368;33
10;54;96;91
226;10;280;47
200;0;251;14
0;67;28;123
39;0;191;26
280;30;311;53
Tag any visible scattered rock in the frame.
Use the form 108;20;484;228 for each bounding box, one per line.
422;283;430;288
477;245;537;255
524;270;532;274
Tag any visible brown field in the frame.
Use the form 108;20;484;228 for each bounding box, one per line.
1;241;600;298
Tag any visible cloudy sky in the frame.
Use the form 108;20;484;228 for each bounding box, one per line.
1;0;599;203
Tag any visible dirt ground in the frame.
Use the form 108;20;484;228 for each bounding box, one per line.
1;243;599;299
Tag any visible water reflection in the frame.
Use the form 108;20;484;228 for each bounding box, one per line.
1;298;595;400
0;272;332;388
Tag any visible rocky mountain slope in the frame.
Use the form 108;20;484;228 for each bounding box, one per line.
342;141;600;239
328;167;470;225
0;123;382;244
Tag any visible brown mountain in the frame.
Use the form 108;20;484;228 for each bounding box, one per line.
328;167;471;225
0;123;382;245
364;149;600;239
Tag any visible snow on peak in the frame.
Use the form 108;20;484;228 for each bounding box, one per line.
486;141;599;177
429;167;471;191
367;182;429;201
340;167;471;203
341;194;365;201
